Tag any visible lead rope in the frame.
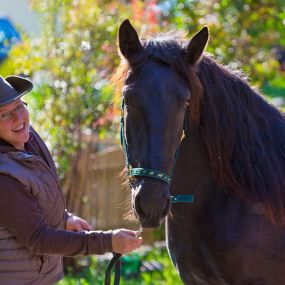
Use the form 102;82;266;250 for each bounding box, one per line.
104;227;143;285
104;253;122;285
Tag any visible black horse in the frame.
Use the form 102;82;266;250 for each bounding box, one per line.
113;20;285;285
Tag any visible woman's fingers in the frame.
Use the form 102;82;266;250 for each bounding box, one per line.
66;215;92;232
111;229;143;254
79;219;92;231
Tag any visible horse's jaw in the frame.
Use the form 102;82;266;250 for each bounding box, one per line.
138;216;164;229
131;196;165;229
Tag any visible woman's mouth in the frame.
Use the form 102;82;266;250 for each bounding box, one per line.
12;123;26;133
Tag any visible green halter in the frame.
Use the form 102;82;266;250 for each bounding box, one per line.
120;99;194;204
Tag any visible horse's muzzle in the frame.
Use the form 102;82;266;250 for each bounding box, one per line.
132;179;171;229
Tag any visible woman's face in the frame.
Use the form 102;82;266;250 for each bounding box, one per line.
0;99;30;150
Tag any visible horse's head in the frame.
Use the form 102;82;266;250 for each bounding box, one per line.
118;20;208;228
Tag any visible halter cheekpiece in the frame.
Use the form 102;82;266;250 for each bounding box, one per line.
120;98;194;204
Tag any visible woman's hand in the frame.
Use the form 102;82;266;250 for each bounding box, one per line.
112;228;143;254
66;215;92;232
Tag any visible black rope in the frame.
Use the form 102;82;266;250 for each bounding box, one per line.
104;253;122;285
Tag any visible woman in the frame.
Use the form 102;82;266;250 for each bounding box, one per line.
0;75;142;285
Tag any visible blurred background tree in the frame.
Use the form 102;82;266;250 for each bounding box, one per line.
159;0;285;96
0;0;161;216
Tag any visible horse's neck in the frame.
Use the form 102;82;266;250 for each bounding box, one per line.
172;130;214;197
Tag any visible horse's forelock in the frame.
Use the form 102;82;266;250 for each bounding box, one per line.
111;58;129;103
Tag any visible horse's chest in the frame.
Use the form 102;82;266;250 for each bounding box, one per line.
166;202;285;285
166;216;227;285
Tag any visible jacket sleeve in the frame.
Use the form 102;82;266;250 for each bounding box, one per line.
0;174;113;256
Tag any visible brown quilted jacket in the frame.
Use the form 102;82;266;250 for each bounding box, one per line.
0;128;112;285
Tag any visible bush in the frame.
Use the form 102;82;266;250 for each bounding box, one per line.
56;244;182;285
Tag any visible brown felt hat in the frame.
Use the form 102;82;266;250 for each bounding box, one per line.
0;75;33;107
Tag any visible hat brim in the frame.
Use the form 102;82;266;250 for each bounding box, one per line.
0;75;33;106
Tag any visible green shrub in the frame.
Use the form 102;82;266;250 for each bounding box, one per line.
57;245;182;285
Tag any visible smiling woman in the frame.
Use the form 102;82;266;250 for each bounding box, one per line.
0;75;142;285
0;76;32;150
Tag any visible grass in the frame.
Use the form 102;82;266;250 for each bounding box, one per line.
56;243;183;285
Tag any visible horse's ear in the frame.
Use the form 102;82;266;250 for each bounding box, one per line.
118;19;143;61
187;26;209;65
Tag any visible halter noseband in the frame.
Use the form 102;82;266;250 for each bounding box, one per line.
120;98;194;203
129;167;171;184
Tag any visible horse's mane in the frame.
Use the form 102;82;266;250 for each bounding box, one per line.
197;57;285;225
112;32;285;225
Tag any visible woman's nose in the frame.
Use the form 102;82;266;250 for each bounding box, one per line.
12;110;23;121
